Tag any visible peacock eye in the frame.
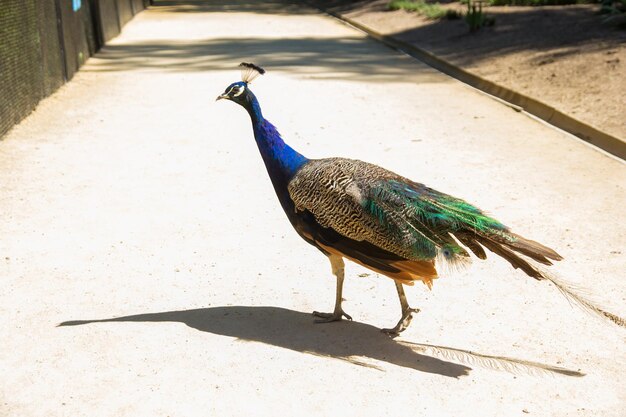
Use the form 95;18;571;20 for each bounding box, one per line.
232;85;246;97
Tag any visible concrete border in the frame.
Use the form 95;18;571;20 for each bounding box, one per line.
309;3;626;161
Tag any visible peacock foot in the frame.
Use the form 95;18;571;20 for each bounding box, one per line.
381;307;420;338
312;309;352;323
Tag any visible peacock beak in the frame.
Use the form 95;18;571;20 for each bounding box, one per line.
216;93;229;101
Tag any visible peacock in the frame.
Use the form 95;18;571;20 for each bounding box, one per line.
217;63;624;336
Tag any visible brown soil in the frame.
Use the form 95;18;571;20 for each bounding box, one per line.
310;0;626;141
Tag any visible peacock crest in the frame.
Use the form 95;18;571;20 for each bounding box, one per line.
239;62;265;84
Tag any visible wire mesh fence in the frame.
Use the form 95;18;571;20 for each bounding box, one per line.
0;0;149;138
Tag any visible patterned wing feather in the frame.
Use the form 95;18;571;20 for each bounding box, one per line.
288;157;562;283
289;158;493;266
289;158;428;259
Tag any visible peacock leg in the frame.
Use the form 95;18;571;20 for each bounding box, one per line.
382;281;420;337
313;254;352;323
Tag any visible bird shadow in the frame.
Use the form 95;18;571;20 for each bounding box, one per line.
59;305;583;378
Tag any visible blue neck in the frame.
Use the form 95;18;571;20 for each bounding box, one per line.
244;92;308;185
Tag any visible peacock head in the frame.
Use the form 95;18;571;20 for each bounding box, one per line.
216;63;265;107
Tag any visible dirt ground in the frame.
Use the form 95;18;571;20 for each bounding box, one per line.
0;1;624;416
311;0;626;140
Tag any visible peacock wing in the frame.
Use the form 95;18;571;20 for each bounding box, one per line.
288;158;476;268
288;158;403;251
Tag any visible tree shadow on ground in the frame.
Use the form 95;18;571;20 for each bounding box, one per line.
59;305;583;378
152;0;318;14
315;0;625;65
86;36;445;83
121;0;625;78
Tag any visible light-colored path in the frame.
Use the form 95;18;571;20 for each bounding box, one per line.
1;1;624;416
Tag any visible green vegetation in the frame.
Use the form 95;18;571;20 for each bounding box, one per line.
388;0;462;19
458;0;604;5
599;0;626;13
389;0;623;31
484;0;618;5
488;0;581;5
599;0;626;29
465;0;495;30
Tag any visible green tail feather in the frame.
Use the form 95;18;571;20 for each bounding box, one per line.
364;179;507;264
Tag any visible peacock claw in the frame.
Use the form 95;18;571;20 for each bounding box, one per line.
381;307;420;338
312;310;352;323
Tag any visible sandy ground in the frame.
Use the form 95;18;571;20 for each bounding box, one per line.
312;0;626;141
0;1;625;416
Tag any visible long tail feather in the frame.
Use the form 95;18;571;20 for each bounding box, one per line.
508;233;563;261
540;270;626;328
399;341;585;377
454;232;487;259
475;235;544;280
470;233;625;328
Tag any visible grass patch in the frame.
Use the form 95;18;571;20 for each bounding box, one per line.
466;0;496;30
388;0;461;19
487;0;593;5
